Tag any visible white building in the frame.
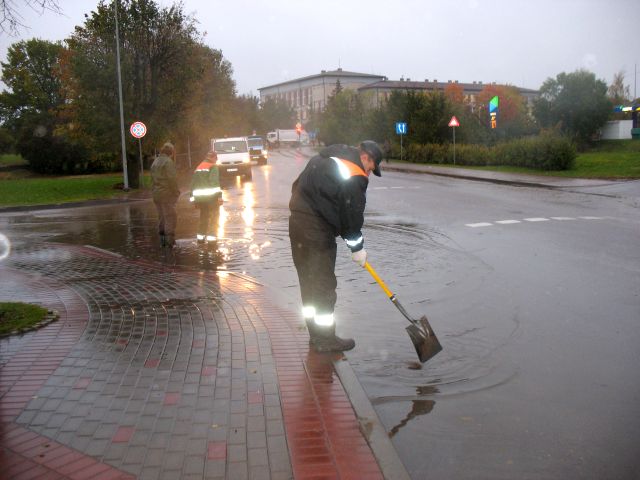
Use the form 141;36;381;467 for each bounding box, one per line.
258;68;386;123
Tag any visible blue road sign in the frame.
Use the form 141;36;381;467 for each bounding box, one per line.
396;122;407;135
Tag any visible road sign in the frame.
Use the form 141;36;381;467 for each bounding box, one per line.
489;96;499;114
130;121;147;139
395;122;407;135
448;116;460;127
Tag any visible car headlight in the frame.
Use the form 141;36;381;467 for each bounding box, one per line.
262;150;268;156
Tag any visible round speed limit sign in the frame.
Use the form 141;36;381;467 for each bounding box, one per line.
130;121;147;138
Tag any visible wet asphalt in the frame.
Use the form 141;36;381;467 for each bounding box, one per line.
1;148;639;479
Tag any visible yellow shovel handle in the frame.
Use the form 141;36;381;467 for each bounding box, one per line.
364;261;394;299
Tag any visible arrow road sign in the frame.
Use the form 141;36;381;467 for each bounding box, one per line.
396;122;407;135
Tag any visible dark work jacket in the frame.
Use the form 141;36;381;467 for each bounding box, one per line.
289;144;368;252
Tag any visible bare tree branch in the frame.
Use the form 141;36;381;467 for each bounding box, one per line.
1;0;62;36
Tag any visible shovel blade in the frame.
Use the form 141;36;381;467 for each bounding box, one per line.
405;315;442;363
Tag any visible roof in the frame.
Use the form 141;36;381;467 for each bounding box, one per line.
258;69;386;91
359;80;538;95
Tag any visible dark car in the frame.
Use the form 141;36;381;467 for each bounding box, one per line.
247;135;268;165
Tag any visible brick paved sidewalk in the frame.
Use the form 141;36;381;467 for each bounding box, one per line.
0;243;386;479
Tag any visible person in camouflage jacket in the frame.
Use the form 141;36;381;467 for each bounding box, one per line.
150;142;180;248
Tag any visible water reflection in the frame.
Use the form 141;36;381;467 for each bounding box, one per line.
386;386;439;438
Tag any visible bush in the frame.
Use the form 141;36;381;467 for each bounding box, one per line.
395;134;576;171
494;134;576;170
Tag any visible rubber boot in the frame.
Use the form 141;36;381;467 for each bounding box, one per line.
311;323;355;353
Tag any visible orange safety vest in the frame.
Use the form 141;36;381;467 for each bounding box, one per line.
196;161;215;172
330;156;368;178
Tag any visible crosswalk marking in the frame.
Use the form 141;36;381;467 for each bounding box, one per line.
465;215;606;228
466;222;493;228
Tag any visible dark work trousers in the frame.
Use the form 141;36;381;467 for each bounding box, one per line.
154;199;177;239
197;202;220;238
289;214;337;316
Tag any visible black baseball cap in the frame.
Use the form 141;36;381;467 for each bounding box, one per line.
360;141;383;177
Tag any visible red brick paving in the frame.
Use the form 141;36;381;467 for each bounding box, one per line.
1;244;386;479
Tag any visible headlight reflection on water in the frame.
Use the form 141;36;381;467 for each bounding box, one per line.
0;233;10;261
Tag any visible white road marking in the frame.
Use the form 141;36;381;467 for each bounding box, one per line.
466;222;493;228
465;215;607;228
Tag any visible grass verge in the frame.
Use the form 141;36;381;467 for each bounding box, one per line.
0;173;135;207
0;154;27;167
0;302;48;336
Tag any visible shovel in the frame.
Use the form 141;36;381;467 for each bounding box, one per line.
365;261;442;363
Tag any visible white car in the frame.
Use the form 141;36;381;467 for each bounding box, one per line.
210;137;252;180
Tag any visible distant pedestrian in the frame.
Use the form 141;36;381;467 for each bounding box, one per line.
383;139;391;163
289;141;383;352
189;151;222;244
150;142;180;248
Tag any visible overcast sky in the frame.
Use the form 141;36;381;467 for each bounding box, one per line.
1;0;639;97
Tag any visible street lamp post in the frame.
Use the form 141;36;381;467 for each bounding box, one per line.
115;0;129;190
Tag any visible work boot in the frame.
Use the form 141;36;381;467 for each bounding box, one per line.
311;324;355;353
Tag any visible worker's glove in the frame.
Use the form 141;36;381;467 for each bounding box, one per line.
351;248;367;268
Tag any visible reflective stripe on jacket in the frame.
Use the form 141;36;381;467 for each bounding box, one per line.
190;161;221;204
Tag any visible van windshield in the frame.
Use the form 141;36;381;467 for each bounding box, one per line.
214;141;247;153
247;138;263;147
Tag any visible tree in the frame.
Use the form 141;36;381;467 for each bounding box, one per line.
0;38;85;173
1;0;60;35
607;70;631;105
0;38;65;127
444;83;464;105
65;0;236;161
258;97;296;132
318;89;365;145
533;69;610;144
476;84;536;140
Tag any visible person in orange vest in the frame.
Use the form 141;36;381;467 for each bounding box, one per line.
289;141;383;352
189;151;222;244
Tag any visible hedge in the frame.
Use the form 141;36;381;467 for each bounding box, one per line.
392;135;576;171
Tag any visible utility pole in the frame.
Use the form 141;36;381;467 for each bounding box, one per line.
115;0;129;190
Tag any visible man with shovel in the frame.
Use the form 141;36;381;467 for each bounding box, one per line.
289;141;383;352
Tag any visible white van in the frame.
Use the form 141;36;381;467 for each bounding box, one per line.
210;137;252;180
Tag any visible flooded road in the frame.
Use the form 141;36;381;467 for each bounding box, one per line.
2;148;639;479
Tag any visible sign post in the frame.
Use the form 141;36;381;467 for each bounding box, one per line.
130;121;147;187
448;116;460;165
395;122;407;161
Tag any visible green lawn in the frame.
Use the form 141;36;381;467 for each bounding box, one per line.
0;173;133;207
0;302;48;336
0;154;27;167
